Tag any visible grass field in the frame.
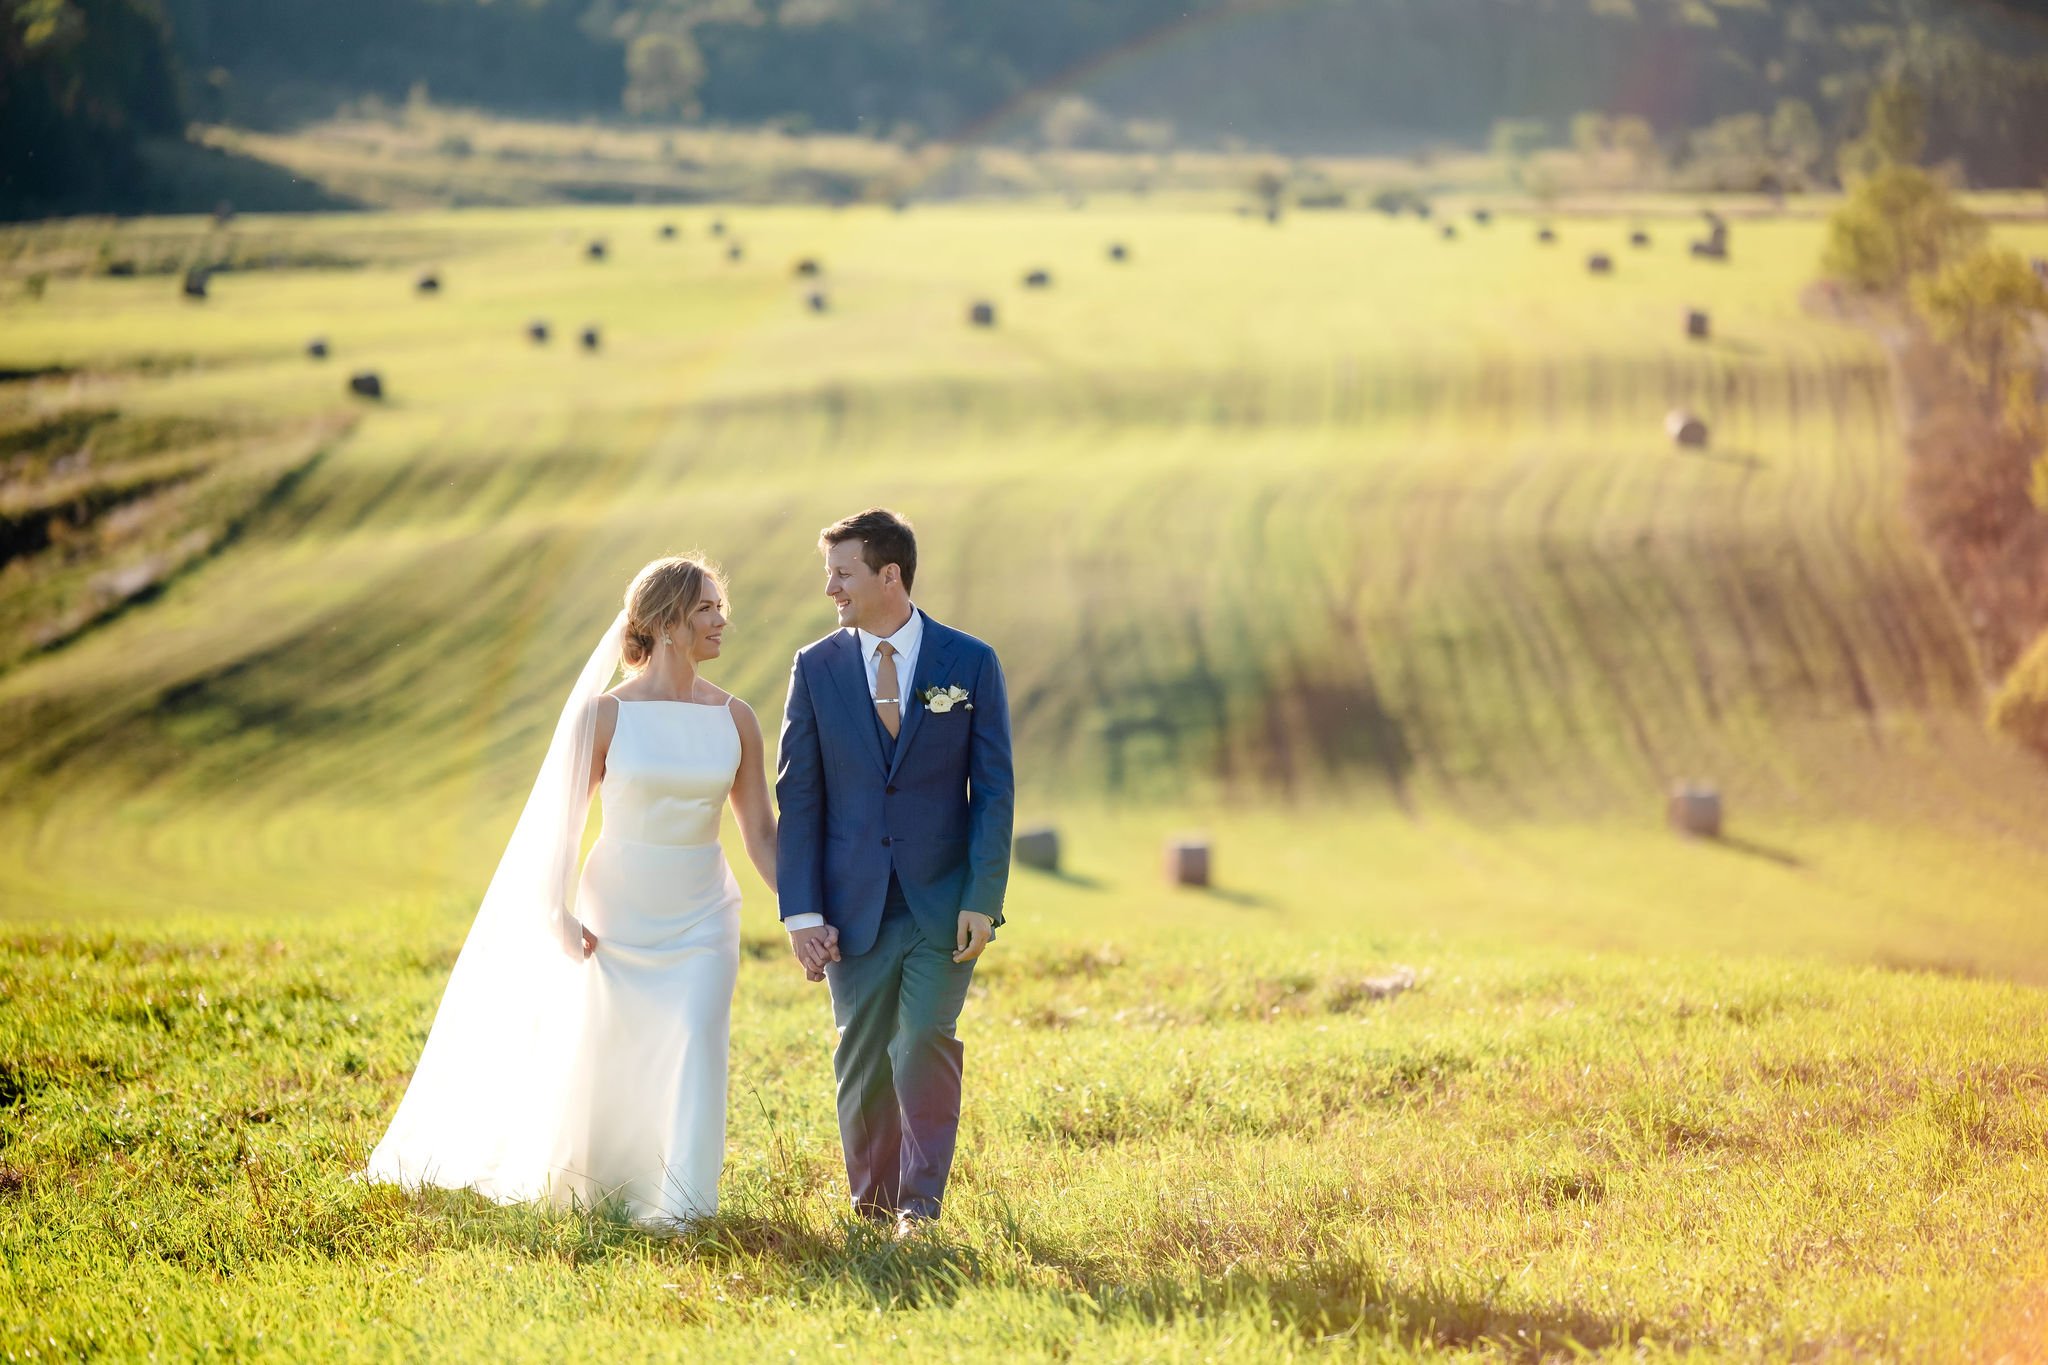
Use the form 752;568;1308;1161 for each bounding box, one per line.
5;196;2048;1359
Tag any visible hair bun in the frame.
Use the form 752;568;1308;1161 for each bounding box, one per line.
619;554;726;675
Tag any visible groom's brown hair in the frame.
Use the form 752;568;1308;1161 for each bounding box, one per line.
820;508;917;592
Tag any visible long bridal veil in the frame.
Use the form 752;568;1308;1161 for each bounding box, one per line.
364;610;625;1200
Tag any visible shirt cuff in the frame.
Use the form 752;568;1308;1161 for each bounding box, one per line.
783;913;826;932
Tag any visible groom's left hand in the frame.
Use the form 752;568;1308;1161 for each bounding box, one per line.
953;912;994;963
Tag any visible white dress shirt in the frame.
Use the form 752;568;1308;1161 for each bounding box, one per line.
785;607;923;934
857;606;924;715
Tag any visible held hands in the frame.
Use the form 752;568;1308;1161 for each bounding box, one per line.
789;924;841;982
558;911;598;962
954;911;994;964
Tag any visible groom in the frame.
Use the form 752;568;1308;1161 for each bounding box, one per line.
776;508;1014;1233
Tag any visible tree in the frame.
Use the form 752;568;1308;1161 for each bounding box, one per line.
1768;97;1823;187
1489;117;1549;189
1570;111;1611;158
1913;246;2048;431
1991;628;2048;758
1865;79;1928;166
624;30;704;119
1837;78;1927;182
1684;112;1772;190
1610;115;1663;184
1822;164;1985;293
1122;117;1175;153
1;0;186;217
1039;93;1110;150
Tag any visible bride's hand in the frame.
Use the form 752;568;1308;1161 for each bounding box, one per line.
581;926;599;958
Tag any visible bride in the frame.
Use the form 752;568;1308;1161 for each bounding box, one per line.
364;555;804;1225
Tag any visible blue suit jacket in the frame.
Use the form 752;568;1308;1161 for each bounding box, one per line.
775;614;1014;958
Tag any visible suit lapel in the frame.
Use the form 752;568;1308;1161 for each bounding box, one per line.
888;617;958;780
819;629;889;777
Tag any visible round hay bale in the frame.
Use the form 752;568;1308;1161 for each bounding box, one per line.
580;326;602;352
727;243;745;263
968;300;996;328
1264;206;1282;225
586;239;608;262
1630;229;1651;248
806;291;829;314
1537;226;1557;244
1684;309;1711;341
1108;242;1129;262
105;260;138;278
1441;224;1458;241
710;219;727;237
1587;252;1613;275
1666;409;1710;448
348;371;383;400
528;320;551;344
1689;238;1728;261
794;258;821;278
658;223;678;240
182;268;210;300
1013;826;1060;873
1666;783;1723;838
1473;207;1493;225
1414;203;1433;220
306;338;330;360
416;272;441;295
1022;268;1051;289
1165;838;1211;888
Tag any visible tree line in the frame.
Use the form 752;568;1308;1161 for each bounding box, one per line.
1817;83;2048;758
6;0;2048;217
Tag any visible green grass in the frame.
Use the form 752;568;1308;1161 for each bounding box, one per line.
5;197;2048;1358
8;901;2048;1360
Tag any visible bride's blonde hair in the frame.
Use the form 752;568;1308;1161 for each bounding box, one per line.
621;554;726;671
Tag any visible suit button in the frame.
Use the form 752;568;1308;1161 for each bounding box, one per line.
885;785;898;795
880;836;892;847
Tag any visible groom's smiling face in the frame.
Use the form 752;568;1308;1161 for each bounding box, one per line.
824;539;899;632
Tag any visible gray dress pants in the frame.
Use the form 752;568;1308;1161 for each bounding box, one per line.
823;876;977;1220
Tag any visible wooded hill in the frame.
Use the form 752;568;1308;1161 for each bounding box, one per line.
7;0;2048;218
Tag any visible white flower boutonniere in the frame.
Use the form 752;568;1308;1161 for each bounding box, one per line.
920;684;973;714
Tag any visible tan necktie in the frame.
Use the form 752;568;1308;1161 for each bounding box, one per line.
874;640;902;739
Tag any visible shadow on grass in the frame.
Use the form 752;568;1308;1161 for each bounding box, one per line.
362;1188;1671;1355
1676;447;1770;472
1024;866;1106;891
1201;885;1273;908
1712;833;1804;868
985;1222;1667;1358
680;1199;1669;1357
669;1207;985;1310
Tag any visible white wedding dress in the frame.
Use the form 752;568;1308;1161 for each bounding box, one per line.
365;611;744;1227
551;698;743;1221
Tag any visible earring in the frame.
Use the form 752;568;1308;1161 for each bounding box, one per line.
660;634;673;646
